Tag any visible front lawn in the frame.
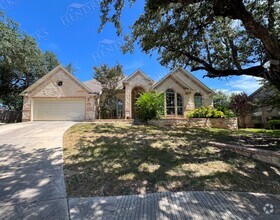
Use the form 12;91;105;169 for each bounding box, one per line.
63;123;280;197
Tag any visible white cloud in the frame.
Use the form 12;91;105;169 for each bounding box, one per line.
213;88;244;95
226;75;262;95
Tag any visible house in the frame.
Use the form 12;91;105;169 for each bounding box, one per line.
245;86;280;127
21;65;214;121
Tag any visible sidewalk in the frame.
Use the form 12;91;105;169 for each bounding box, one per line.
69;191;280;219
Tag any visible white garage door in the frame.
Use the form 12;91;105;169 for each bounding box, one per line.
33;98;85;121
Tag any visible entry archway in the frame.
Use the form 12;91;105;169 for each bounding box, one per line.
131;86;145;119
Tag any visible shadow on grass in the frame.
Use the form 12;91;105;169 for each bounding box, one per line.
63;124;280;197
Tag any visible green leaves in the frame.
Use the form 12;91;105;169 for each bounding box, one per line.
94;64;124;89
187;106;226;118
0;12;62;110
135;92;164;121
0;12;48;109
43;51;60;72
99;0;280;90
93;64;125;118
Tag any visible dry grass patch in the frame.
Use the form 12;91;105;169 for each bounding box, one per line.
63;123;280;197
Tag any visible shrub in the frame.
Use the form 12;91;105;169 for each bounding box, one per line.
268;119;280;129
187;106;225;118
222;108;236;117
135;92;164;121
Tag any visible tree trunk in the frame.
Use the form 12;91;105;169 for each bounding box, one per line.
213;0;280;61
264;63;280;91
212;0;280;91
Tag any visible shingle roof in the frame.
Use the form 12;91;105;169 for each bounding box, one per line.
83;79;103;94
83;77;126;94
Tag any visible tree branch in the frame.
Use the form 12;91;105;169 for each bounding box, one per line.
228;38;242;70
212;0;280;61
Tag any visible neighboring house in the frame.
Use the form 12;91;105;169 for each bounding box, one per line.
245;86;280;127
21;65;214;121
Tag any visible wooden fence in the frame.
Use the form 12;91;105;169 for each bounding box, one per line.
0;110;22;123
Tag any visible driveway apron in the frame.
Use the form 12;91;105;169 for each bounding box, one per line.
0;121;76;220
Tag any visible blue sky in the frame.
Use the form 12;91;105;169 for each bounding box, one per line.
2;0;262;94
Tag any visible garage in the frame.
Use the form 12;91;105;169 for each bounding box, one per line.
33;98;85;121
21;66;96;122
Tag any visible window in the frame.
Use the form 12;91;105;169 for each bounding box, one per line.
117;99;123;118
177;93;183;115
252;108;262;124
166;89;175;115
194;93;202;108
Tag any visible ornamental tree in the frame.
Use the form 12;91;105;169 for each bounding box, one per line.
229;92;252;127
93;64;124;118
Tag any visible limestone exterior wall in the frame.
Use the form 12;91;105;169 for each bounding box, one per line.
22;96;32;122
123;72;153;119
148;117;238;130
22;69;96;121
153;70;213;116
153;77;191;116
173;69;213;108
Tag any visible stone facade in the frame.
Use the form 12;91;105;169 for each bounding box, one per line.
244;86;280;128
123;71;154;119
148;117;238;130
172;68;213;109
108;68;214;119
21;66;96;121
22;66;214;121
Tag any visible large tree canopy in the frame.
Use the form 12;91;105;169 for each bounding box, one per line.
0;12;47;109
0;12;68;110
99;0;280;90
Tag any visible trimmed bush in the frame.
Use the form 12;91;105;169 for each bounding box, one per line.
135;92;164;121
187;106;225;118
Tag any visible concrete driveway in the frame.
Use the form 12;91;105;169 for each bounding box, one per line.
0;121;76;220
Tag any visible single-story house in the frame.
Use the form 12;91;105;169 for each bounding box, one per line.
21;65;214;121
244;86;280;127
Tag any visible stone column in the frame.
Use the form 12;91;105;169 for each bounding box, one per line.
85;95;96;121
124;82;131;119
22;96;31;122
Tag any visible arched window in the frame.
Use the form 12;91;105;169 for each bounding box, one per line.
194;93;202;108
177;93;183;115
166;89;175;115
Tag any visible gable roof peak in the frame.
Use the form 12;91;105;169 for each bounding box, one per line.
20;65;93;95
124;69;154;83
174;67;214;93
152;72;191;90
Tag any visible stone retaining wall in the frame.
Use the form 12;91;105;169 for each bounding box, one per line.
209;141;280;167
148;117;238;130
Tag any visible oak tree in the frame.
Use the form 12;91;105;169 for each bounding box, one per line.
99;0;280;90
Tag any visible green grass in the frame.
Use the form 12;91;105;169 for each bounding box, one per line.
63;124;280;197
237;128;280;136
